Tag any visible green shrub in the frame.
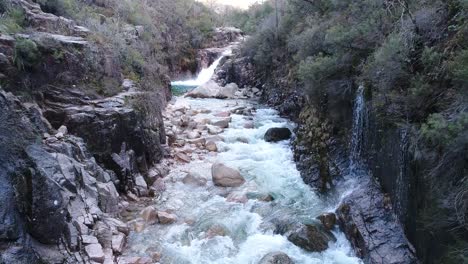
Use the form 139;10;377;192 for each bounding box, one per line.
450;49;468;83
421;113;468;147
298;54;341;94
14;39;40;70
0;7;26;34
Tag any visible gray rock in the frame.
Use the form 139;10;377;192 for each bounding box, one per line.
211;162;245;187
157;211;177;224
264;128;292;142
111;233;126;254
85;243;105;263
258;252;294;264
286;223;335;252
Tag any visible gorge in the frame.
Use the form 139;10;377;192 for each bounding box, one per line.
1;0;467;264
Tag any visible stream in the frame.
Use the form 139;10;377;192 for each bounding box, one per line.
123;48;363;264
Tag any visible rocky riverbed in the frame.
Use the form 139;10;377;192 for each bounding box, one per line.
116;85;363;263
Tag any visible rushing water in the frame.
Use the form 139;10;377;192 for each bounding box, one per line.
124;53;363;264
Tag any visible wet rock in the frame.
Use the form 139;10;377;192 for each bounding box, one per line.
226;192;248;203
214;111;230;117
206;224;227;238
128;218;146;232
157;211;177;224
212;118;231;128
57;125;68;135
236;137;249;143
272;219;335;253
244;121;254;129
175;152;191;163
85;243;105;263
212;162;245;187
140;206;158;225
205;141;218;152
317;213;336;231
208;125;223;135
182;171;208;186
111;233;126;254
264;128;292;142
336;180;417;263
258;252;294;264
187;131;201;139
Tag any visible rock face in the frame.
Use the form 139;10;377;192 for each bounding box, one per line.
336;178;418;263
264;128;292;142
43;87;166;191
211;162;245;187
258;252;294;264
215;56;257;89
0;91;126;263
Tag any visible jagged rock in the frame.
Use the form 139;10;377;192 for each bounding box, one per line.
211;162;245;187
175;152;191;163
336;179;417;263
157;211;177;224
85;244;105;263
258;252;294;264
97;182;119;213
111;233;126;254
317;213;337;231
264;128;292;142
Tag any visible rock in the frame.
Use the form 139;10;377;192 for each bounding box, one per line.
96;182;119;213
212;118;231;129
214;111;230;117
287;223;336;252
157;211;177;224
85;244;105;263
205;224;227;238
244;121;254;129
149;251;161;262
186;80;221;98
317;213;336;230
226;192;248;203
57;125;68;135
103;217;130;235
175;152;191;163
118;256;153;264
211;162;245;187
82;235;99;245
182;171;208;186
140;206;158;225
205;141;218;152
236;137;249;143
218;83;238;98
208;125;223;135
128;218;146;232
258;252;294;264
187;131;201;139
264;128;292;142
111;233;126;254
127;193;140;202
336;179;417;263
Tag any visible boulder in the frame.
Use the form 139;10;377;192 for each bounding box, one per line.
258;252;294;264
182;171;208;186
111;233;126;254
287;223;336;252
85;244;105;263
205;141;218;152
157;211;177;224
212;118;231;128
317;213;336;231
208;125;223;135
264;128;292;142
211;162;245;187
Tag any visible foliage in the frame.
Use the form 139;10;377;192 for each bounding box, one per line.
0;6;26;34
35;0;77;16
298;54;341;94
13;38;40;70
421;113;468;147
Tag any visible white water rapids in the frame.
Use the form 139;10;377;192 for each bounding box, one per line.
124;52;363;264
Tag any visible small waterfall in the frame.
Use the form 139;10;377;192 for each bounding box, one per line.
349;85;368;169
171;49;232;87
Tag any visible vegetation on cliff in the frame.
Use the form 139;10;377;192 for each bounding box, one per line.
238;0;468;262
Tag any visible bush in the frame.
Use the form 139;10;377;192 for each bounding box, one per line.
14;39;40;70
421;113;468;147
35;0;77;17
298;54;341;94
0;7;26;33
450;49;468;83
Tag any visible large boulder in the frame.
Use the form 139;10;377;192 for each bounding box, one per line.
186;81;238;99
211;162;245;187
287;223;336;252
258;252;294;264
264;128;292;142
336;178;417;263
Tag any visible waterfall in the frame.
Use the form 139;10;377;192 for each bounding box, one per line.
349;85;368;169
171;49;232;87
